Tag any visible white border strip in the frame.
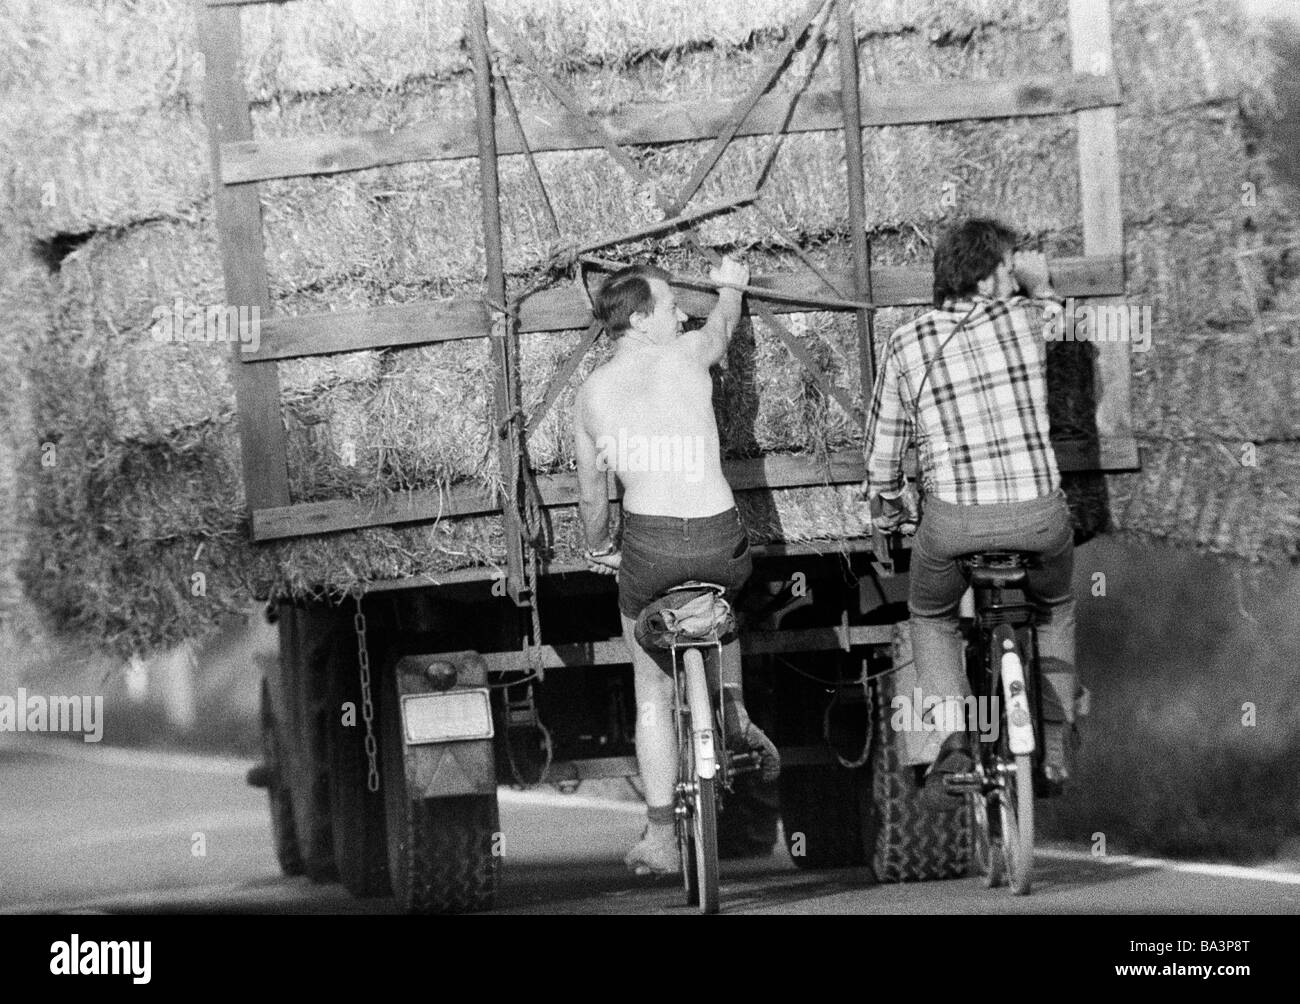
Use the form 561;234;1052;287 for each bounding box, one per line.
1037;847;1300;886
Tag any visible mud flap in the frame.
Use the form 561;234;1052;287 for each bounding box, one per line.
393;651;497;798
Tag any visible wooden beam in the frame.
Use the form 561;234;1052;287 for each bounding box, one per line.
469;0;529;608
354;537;884;593
198;2;290;510
250;437;1135;542
665;0;831;214
836;0;877;414
241;255;1124;363
221;73;1122;184
525;320;601;434
1070;0;1134;465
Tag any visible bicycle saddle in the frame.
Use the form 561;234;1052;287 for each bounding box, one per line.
634;581;736;651
961;551;1036;589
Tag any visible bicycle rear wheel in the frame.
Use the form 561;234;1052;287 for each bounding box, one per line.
969;788;1005;888
999;754;1034;895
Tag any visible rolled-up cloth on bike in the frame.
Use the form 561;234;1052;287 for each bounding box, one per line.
635;586;737;651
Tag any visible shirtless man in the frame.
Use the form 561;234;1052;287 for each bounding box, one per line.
572;256;780;875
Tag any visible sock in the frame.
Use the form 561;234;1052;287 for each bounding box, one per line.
646;804;675;826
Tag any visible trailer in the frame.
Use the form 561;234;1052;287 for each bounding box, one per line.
200;0;1137;912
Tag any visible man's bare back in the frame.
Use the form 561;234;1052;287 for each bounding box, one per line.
574;267;745;522
579;344;732;517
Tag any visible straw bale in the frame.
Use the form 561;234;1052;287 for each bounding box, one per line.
1108;439;1300;563
3;109;209;241
1111;0;1275;118
49;220;382;442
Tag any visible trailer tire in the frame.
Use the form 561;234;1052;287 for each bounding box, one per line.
282;607;339;884
261;681;305;878
326;642;392;898
381;668;499;913
867;661;972;881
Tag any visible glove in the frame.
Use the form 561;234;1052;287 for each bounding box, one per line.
869;483;919;534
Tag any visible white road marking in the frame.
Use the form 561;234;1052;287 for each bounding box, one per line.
0;880;283;916
0;810;270;851
0;733;252;776
1037;847;1300;886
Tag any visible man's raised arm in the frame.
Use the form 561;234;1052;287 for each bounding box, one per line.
681;256;748;367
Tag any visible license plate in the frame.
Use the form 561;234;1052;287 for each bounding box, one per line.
401;689;494;744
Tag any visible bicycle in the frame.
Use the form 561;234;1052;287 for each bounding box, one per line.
634;581;760;914
940;550;1046;895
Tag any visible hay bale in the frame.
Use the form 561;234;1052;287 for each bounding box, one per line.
4;109;209;241
1109;440;1300;563
7;0;1300;659
49;219;382;443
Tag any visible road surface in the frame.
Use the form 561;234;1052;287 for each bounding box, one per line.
2;736;1297;915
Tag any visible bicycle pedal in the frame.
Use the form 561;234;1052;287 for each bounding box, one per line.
942;771;983;793
727;751;761;775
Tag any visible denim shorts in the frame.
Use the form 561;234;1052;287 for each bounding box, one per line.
618;507;752;619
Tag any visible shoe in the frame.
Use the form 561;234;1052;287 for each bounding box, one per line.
921;732;973;810
1038;721;1079;797
730;721;781;783
624;823;681;876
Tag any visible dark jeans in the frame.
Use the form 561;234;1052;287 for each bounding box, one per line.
618;507;752;619
909;488;1077;733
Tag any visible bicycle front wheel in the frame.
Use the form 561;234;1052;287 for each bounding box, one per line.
682;648;720;914
969;789;1004;888
999;754;1035;895
693;775;720;913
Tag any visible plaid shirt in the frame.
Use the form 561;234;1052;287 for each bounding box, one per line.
864;295;1061;506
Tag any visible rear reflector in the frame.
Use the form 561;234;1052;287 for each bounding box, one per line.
401;689;494;744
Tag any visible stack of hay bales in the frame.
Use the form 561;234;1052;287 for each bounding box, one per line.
2;0;1296;657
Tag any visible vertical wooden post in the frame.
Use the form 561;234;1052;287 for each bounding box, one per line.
837;0;875;410
469;0;530;607
1069;0;1132;457
198;1;290;512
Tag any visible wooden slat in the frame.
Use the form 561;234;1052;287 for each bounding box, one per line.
252;451;865;541
250;437;1135;542
221;73;1122;184
480;623;895;672
355;537;883;593
198;3;290;510
1070;0;1134;464
525;320;601;434
666;0;831;214
242;255;1123;363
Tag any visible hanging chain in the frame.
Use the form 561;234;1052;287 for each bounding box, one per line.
353;593;380;793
